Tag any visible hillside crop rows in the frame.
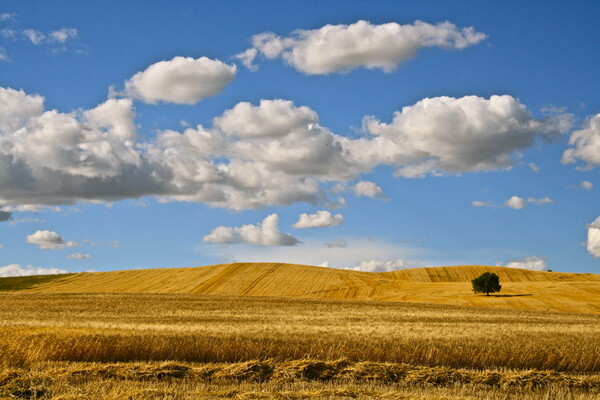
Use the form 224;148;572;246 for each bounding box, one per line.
1;292;599;399
25;263;600;314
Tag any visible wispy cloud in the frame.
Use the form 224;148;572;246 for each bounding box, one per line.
203;237;423;269
568;181;594;190
474;196;553;209
67;252;91;259
22;29;44;44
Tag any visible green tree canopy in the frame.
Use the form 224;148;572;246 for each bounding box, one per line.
471;272;501;296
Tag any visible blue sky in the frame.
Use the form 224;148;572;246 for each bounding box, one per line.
0;0;598;276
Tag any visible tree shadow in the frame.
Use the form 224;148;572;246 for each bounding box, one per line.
488;294;532;297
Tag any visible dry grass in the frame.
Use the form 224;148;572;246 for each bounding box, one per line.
1;360;599;399
24;263;600;314
1;293;599;372
2;265;599;398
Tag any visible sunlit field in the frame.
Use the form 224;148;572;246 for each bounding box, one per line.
26;263;600;314
1;281;599;399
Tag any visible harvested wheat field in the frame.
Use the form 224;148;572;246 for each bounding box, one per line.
0;264;597;399
1;263;600;399
26;263;600;313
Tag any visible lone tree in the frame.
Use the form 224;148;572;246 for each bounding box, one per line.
471;272;501;296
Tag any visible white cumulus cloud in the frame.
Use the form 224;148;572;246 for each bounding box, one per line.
0;264;67;277
203;214;299;246
581;181;594;190
214;99;318;138
353;181;386;199
0;88;569;212
293;210;343;228
505;196;526;210
562;114;600;169
0;87;45;133
237;20;486;74
587;217;600;258
501;256;549;271
26;230;79;250
125;56;236;105
349;95;566;178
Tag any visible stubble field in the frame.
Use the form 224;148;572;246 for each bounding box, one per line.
1;289;599;399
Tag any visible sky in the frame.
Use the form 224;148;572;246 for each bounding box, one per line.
0;0;598;276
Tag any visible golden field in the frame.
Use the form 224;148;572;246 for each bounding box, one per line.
27;263;600;314
1;263;599;399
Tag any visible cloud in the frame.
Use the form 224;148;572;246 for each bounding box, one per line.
203;214;299;246
82;239;123;248
0;86;45;133
528;163;540;173
293;210;343;228
203;237;423;270
353;95;568;178
353;181;386;199
501;256;549;271
48;28;77;44
568;181;594;190
67;252;91;259
472;200;494;208
505;196;526;209
562;114;600;169
528;197;553;205
237;20;486;74
325;239;348;248
0;88;568;211
26;230;79;250
0;47;8;61
580;181;594;190
351;259;414;272
0;210;12;222
504;196;553;209
0;264;68;277
0;13;15;21
1;29;16;39
214;99;318;138
588;217;600;258
22;29;45;44
124;56;236;105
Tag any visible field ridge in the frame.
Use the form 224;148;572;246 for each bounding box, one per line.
10;263;600;313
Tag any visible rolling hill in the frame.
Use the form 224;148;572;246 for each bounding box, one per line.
19;263;600;313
